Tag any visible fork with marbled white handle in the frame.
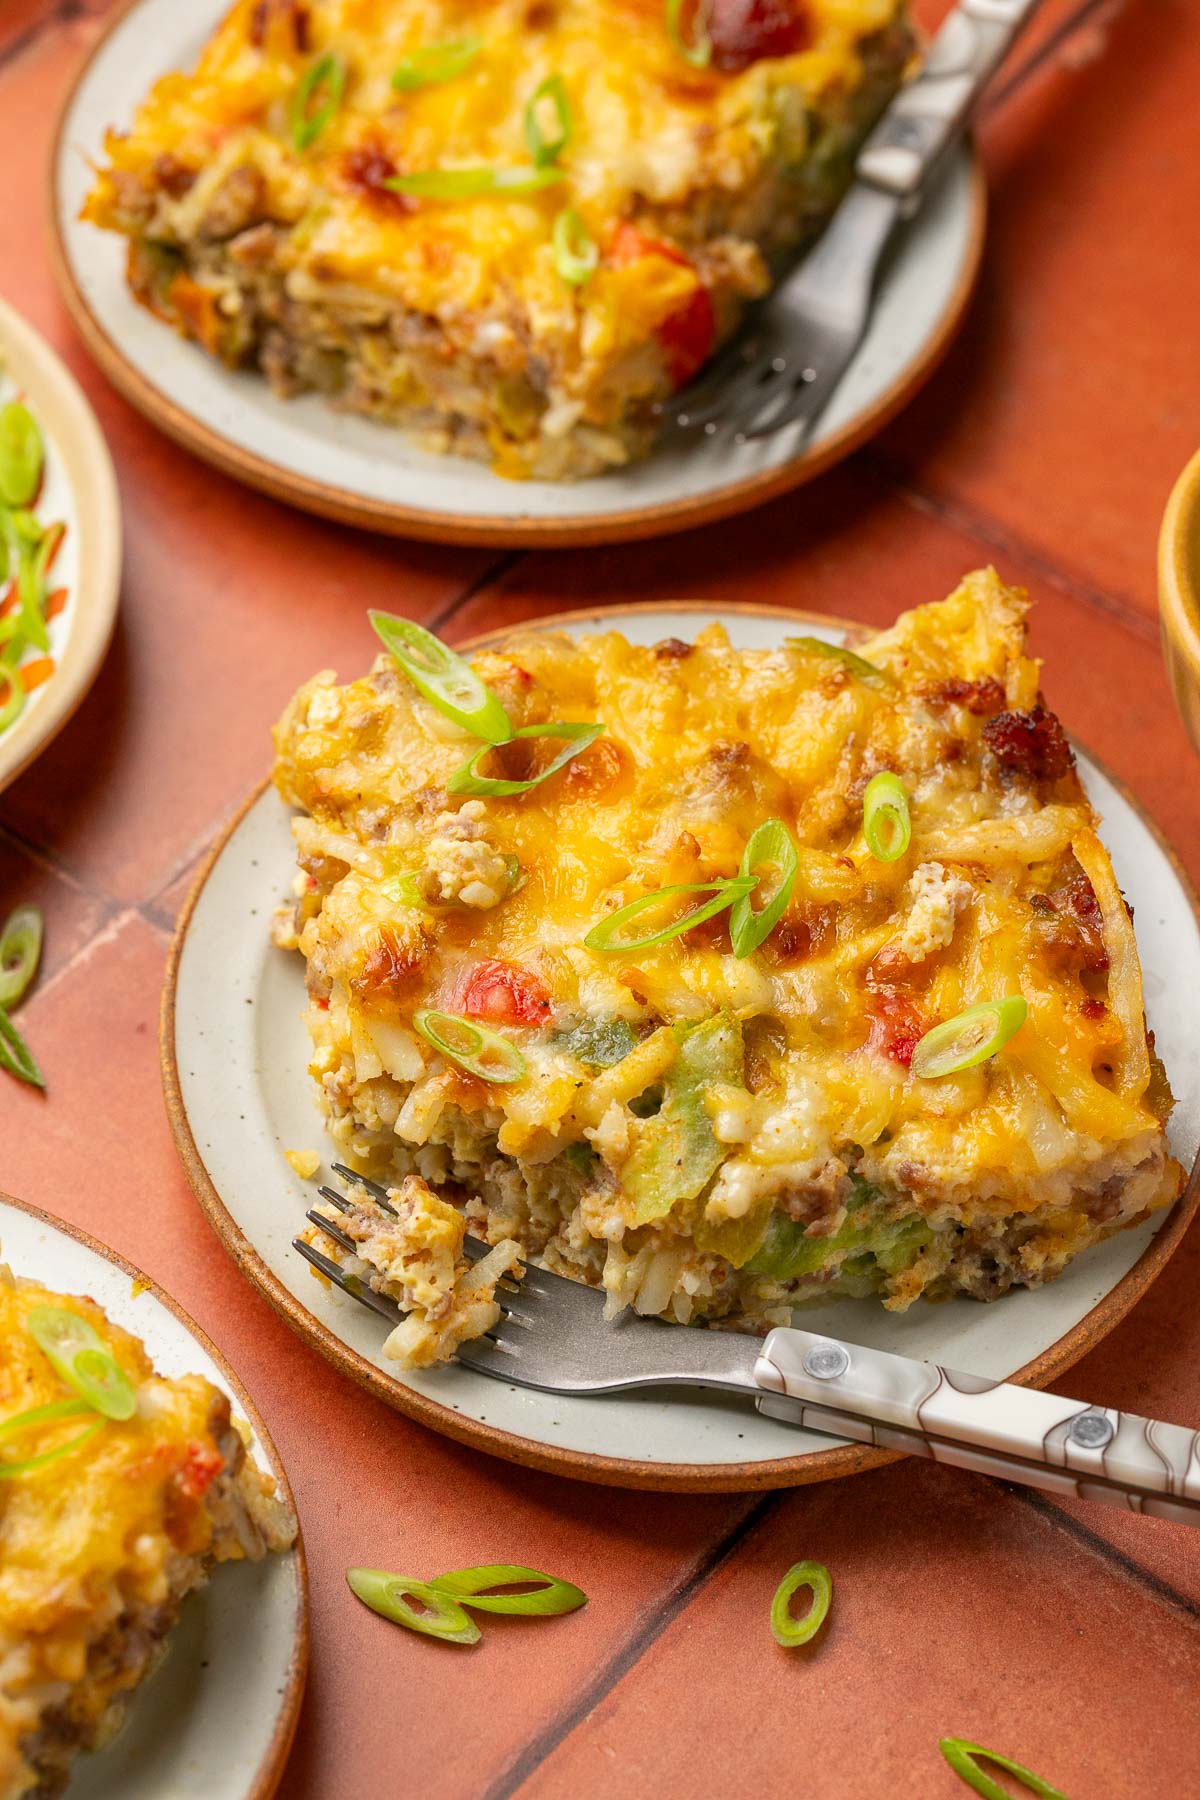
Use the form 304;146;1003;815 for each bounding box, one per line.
297;1162;1200;1526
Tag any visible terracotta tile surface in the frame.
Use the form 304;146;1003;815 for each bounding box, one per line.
2;3;1199;1797
880;0;1200;620
518;1460;1200;1800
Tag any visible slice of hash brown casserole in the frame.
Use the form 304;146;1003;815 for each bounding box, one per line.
83;0;913;479
273;570;1181;1364
0;1270;295;1800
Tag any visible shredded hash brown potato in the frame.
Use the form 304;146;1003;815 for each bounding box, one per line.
302;1173;523;1368
83;0;912;478
273;570;1181;1359
0;1269;295;1800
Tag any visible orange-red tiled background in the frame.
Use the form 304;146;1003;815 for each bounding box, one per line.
3;2;1200;1794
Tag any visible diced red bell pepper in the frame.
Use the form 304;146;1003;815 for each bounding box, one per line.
707;0;811;72
460;959;552;1027
610;222;716;387
866;992;928;1069
177;1440;224;1500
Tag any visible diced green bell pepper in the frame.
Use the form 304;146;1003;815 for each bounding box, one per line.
746;1179;932;1282
622;1012;743;1228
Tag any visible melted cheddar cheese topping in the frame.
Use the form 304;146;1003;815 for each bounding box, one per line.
273;571;1180;1324
85;0;906;330
0;1272;269;1798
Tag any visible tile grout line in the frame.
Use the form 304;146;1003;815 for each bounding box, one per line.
479;1470;1197;1800
21;902;168;1016
425;550;524;638
120;550;528;928
0;817;99;899
0;0;86;75
1012;1486;1200;1622
480;1492;780;1800
866;452;1162;647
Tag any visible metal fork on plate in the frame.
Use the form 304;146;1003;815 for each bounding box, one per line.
295;1161;1200;1527
664;0;1044;448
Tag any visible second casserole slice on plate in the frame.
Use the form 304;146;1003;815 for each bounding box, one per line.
81;0;913;479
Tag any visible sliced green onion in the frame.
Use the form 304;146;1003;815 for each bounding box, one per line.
910;997;1028;1080
392;37;481;91
0;402;44;507
290;52;346;152
369;611;512;743
380;871;428;908
0;662;26;737
730;819;798;958
787;636;891;685
384;165;565;200
431;1564;587;1615
347;1569;481;1644
770;1560;832;1648
939;1739;1070;1800
584;877;754;954
666;0;712;68
413;1009;527;1084
0;1005;43;1088
0;904;43;1008
552;207;598;285
524;74;572;167
69;1348;138;1421
27;1306;136;1418
1;510;49;656
15;542;49;654
0;1397;96;1441
448;721;602;797
863;771;911;863
0;1418;105;1480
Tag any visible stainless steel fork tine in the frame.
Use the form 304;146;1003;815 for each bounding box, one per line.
292;1237;400;1322
455;1336;520;1376
305;1209;358;1255
669;332;770;430
736;365;832;443
317;1185;354;1215
330;1162;398;1215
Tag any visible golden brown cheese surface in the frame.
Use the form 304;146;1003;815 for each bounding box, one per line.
273;570;1176;1230
85;0;904;319
0;1272;242;1793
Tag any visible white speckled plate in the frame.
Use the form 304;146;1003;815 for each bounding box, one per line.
163;605;1200;1491
0;1192;308;1799
0;299;120;797
50;0;984;547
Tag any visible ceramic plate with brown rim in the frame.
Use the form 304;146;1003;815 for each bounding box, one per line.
160;603;1200;1492
0;298;120;797
49;0;984;549
0;1191;308;1800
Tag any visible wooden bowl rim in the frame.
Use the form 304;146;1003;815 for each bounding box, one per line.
1159;449;1200;695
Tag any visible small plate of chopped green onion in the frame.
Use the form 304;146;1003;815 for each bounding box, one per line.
0;297;120;797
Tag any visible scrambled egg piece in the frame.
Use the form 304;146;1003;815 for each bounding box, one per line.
304;1175;523;1368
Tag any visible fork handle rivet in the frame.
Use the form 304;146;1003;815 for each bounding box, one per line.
803;1343;850;1381
1067;1410;1113;1450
